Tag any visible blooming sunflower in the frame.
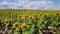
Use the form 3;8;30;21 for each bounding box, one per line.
24;15;28;20
21;23;29;31
11;13;13;16
43;14;48;18
55;13;60;16
4;18;9;26
18;14;25;19
13;22;20;30
11;18;15;22
29;15;33;20
34;14;37;17
18;15;22;19
49;11;54;15
20;15;25;21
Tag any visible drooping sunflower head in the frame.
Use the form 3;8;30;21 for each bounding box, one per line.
21;23;29;31
13;22;20;30
4;18;9;26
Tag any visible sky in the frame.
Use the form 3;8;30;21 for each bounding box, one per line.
0;0;60;10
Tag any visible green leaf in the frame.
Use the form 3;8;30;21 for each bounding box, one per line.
22;25;34;34
14;31;18;34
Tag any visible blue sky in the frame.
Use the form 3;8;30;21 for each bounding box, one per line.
0;0;60;10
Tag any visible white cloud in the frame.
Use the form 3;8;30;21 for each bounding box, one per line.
0;0;60;10
15;0;53;9
0;1;8;6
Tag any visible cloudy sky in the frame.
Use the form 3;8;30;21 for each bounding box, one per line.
0;0;60;10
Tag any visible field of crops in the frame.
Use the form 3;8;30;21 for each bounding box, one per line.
0;9;60;34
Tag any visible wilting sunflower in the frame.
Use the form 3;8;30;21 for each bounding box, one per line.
4;18;9;26
21;23;29;31
13;22;20;30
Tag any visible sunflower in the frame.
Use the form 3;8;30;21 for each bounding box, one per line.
11;13;16;17
56;13;60;16
19;15;25;21
25;15;28;18
49;11;54;15
43;14;48;18
18;14;25;20
29;15;33;20
18;15;22;19
21;17;25;22
34;14;37;17
4;18;9;26
11;18;15;22
21;23;29;31
24;15;28;20
11;13;13;16
13;22;20;30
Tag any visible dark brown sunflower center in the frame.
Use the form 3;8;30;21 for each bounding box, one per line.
22;18;24;21
56;13;59;15
25;16;28;17
23;26;27;28
6;21;8;23
15;24;19;27
34;15;37;17
30;17;32;19
19;16;21;17
44;15;47;17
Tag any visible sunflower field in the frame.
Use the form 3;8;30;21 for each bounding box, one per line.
0;9;60;34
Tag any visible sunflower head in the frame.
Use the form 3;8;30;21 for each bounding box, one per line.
43;14;48;18
29;15;33;20
49;12;52;15
56;13;60;16
21;17;25;22
44;15;47;17
34;14;37;17
18;15;22;19
21;23;29;31
4;18;9;26
11;18;15;22
25;15;28;17
13;22;20;30
24;15;29;20
18;15;25;20
11;13;14;16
